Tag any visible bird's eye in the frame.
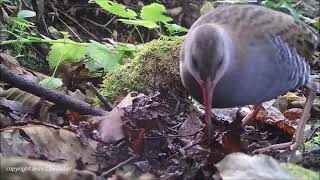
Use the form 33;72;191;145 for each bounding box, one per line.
218;60;223;67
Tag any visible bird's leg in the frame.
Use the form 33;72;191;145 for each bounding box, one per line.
254;85;316;153
241;104;262;128
290;86;316;150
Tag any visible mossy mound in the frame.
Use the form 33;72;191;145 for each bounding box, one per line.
281;163;319;180
100;36;191;109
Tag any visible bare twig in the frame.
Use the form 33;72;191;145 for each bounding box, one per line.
49;2;99;41
86;82;113;111
80;16;115;36
144;127;203;139
100;156;136;177
0;124;57;132
15;120;62;129
168;138;203;159
0;64;107;116
57;15;82;41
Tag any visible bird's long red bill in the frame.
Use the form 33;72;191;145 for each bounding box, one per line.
199;78;217;138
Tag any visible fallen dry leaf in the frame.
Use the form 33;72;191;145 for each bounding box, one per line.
284;92;305;102
1;156;75;180
123;125;145;154
99;108;125;143
99;92;144;143
282;108;303;121
216;153;292;180
178;111;203;138
1;156;98;180
1;126;99;172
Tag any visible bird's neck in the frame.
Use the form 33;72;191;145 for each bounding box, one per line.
211;25;234;82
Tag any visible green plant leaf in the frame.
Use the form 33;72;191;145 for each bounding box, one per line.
39;77;63;89
164;23;188;33
118;19;159;29
262;0;303;21
140;3;172;23
261;0;277;8
95;0;136;19
10;17;35;28
87;41;119;72
27;36;47;41
262;0;293;8
48;40;87;69
17;10;36;18
300;16;320;30
280;2;301;20
312;20;320;30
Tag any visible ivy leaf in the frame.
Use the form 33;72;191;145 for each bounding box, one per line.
118;19;159;29
164;23;188;33
87;41;119;72
140;3;172;23
40;77;63;89
48;40;87;69
95;0;136;19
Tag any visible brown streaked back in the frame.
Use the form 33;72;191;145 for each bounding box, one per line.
190;4;318;61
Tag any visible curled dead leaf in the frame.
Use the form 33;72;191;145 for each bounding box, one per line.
99;92;144;143
282;108;303;121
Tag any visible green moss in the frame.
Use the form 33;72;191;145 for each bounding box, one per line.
281;163;319;180
100;36;187;104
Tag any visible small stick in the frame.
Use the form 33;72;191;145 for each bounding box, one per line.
86;82;113;111
80;16;115;36
50;2;99;41
100;156;136;177
0;64;106;116
144;127;203;139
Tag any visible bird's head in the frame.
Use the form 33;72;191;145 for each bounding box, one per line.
184;24;231;134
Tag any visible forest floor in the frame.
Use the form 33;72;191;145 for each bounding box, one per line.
0;0;319;179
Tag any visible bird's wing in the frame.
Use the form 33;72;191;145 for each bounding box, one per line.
270;35;311;89
195;5;318;61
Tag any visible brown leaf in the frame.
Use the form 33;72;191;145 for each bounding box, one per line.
282;108;303;121
123;125;145;154
1;156;75;180
178;111;203;138
1;126;99;171
275;120;296;136
68;111;81;122
99;92;144;143
99;108;125;143
222;131;241;153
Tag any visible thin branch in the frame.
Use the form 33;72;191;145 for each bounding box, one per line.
144;127;203;139
50;2;99;41
100;156;136;177
80;16;115;36
57;15;82;42
86;82;113;111
0;64;107;116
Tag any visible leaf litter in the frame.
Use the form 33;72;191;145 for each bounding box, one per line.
1;88;319;179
